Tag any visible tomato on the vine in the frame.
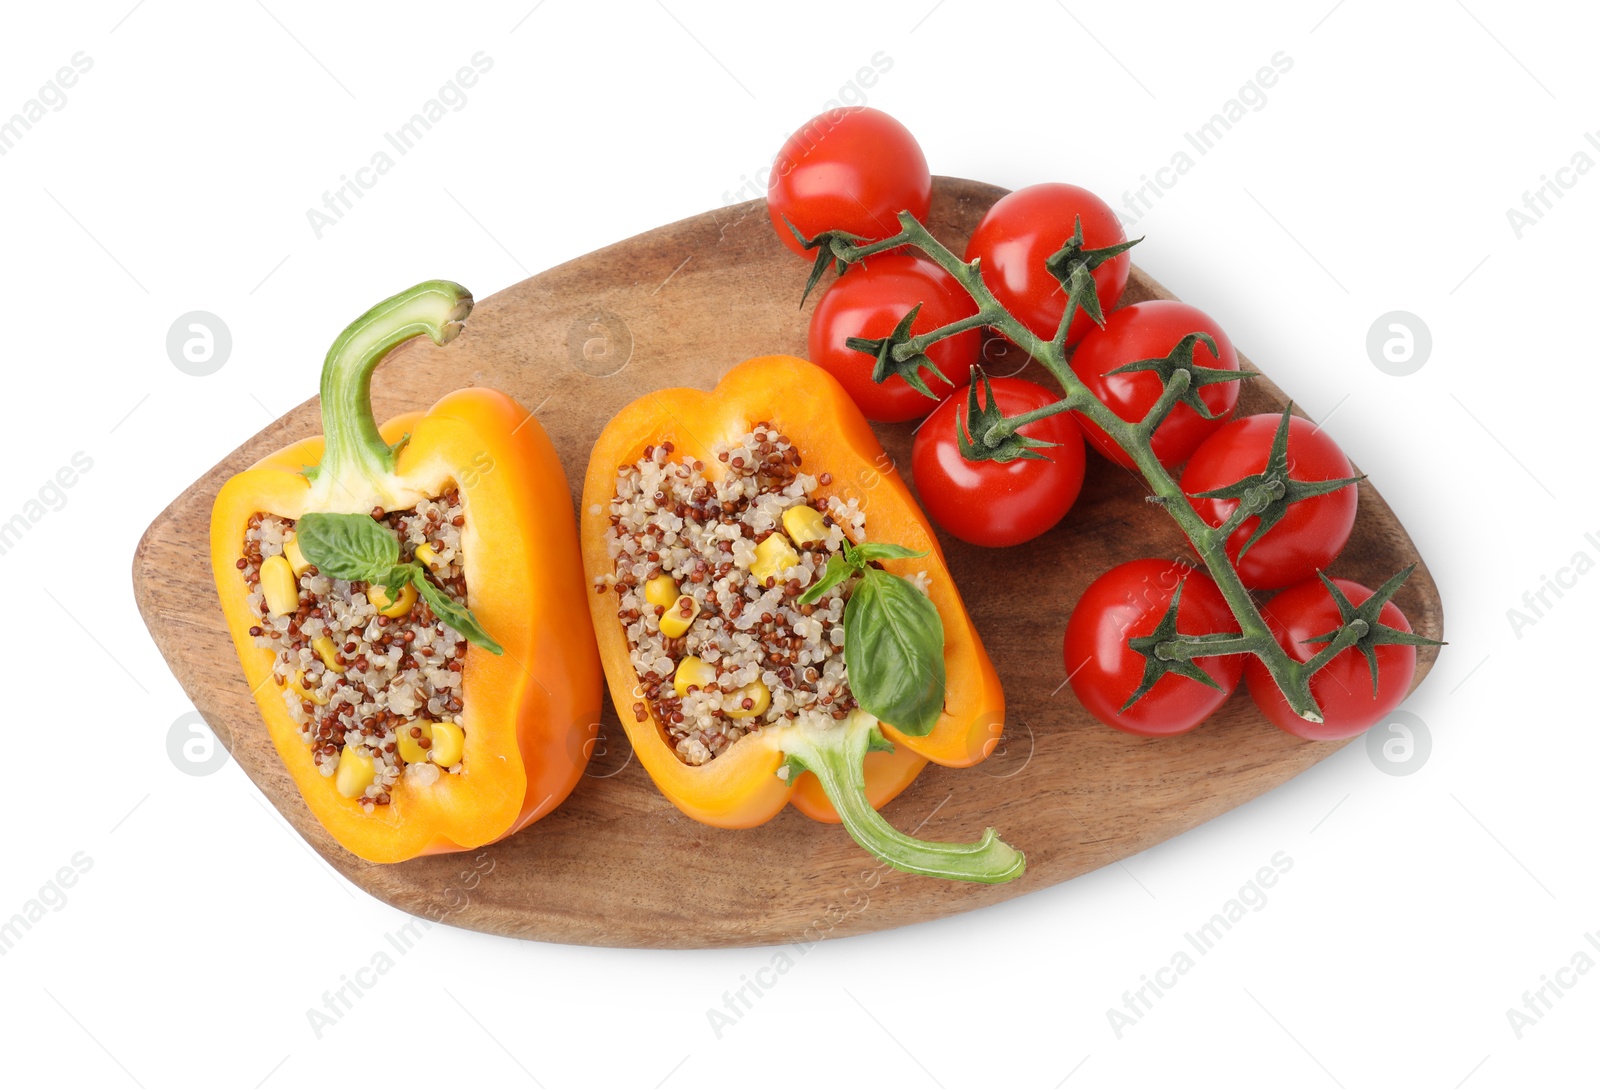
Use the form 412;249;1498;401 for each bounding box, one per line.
1246;577;1419;741
1180;413;1359;590
1064;559;1242;736
964;183;1130;347
808;254;979;423
911;376;1085;548
768;108;931;257
1070;301;1241;469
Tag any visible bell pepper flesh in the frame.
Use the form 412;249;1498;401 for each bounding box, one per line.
581;354;1021;882
210;282;602;863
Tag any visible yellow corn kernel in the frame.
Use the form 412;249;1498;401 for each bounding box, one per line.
367;580;418;618
430;720;465;767
726;680;771;718
259;554;299;617
673;655;718;698
290;670;329;706
751;532;799;585
395;721;434;764
782;504;828;545
335;749;376;799
644;574;680;609
414;543;443;571
312;636;346;674
659;594;701;638
283;535;314;577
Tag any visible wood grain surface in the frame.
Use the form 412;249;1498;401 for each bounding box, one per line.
131;178;1443;948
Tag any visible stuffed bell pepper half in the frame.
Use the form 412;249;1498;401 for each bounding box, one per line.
211;281;601;863
581;355;1023;883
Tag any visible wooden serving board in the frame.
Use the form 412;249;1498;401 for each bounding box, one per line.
132;178;1442;948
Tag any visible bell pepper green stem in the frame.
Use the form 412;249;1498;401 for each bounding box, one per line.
308;280;474;510
780;714;1026;884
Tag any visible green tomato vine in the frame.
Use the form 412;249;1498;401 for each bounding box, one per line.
790;212;1440;725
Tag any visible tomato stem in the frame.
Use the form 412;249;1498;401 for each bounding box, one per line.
893;312;989;361
823;218;1333;722
978;395;1084;448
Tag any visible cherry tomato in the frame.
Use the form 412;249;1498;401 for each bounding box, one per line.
1064;559;1243;736
768;107;931;257
1180;413;1359;590
808;254;979;423
964;183;1129;347
911;377;1085;548
1070;301;1241;469
1246;577;1418;740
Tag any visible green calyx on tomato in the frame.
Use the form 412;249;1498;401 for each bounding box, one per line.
1185;403;1365;570
1302;566;1444;696
1070;301;1245;471
1065;560;1242;737
955;369;1063;464
1120;574;1241;712
797;538;947;737
1248;573;1440;741
1105;331;1253;424
811;253;981;423
912;375;1087;549
785;218;871;307
843;303;954;402
1040;214;1143;341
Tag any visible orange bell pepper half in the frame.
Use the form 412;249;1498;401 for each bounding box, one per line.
210;281;601;863
581;355;1022;882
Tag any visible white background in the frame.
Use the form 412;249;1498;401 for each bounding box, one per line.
2;1;1594;1086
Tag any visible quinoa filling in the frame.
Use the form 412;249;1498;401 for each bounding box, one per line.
601;424;927;766
238;490;470;810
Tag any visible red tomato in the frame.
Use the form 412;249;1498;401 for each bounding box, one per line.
964;183;1129;347
911;377;1085;548
808;254;979;423
1247;577;1418;740
1070;301;1241;469
1180;413;1359;590
768;108;931;257
1064;559;1243;736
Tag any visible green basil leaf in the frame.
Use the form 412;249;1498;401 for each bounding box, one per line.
294;512;399;582
414;575;504;655
380;564;420;595
796;553;853;606
850;542;928;564
843;569;945;736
